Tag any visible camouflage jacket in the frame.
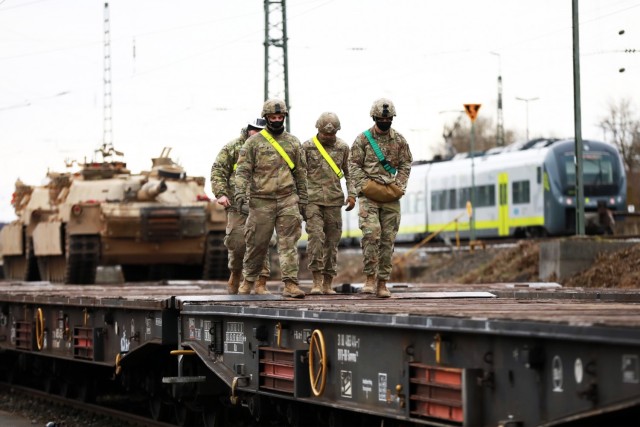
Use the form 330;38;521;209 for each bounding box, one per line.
302;136;355;206
234;130;308;204
210;128;249;210
349;126;412;195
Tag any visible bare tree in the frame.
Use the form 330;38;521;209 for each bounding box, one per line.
600;98;640;173
436;116;517;158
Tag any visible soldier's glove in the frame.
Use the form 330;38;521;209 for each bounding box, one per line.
345;196;356;211
298;203;307;221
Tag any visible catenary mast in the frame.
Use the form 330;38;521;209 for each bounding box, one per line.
263;0;291;131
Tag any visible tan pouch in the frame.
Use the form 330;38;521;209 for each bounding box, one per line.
361;180;404;203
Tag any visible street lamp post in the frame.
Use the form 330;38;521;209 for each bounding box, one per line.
490;51;505;146
515;96;539;141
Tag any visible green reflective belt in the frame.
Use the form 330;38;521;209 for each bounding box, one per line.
363;130;396;175
312;136;343;179
260;129;296;171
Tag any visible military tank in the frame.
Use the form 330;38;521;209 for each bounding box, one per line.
1;145;229;284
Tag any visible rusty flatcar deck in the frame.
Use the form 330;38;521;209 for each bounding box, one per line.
2;280;640;333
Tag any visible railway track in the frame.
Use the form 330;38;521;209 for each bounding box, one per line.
0;382;175;427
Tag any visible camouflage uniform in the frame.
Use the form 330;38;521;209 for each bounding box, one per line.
350;101;412;294
302;115;355;284
234;127;308;289
210;127;270;288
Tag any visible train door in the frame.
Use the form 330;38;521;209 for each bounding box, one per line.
498;173;509;236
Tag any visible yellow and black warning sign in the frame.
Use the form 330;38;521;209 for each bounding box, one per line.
464;104;481;122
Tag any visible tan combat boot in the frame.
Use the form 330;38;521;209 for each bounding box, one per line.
227;270;242;295
322;274;337;295
282;280;305;298
361;274;376;294
376;279;391;298
238;279;254;295
255;275;271;295
309;272;323;295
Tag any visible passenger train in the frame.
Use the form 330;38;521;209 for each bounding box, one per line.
341;138;627;243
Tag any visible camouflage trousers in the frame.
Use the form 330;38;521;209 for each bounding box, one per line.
358;196;401;281
224;209;270;275
305;204;342;277
243;194;302;284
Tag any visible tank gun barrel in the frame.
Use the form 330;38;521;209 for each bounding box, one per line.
137;179;167;201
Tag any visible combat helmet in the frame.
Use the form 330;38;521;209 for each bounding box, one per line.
261;98;288;117
370;98;396;118
247;118;267;132
315;112;341;134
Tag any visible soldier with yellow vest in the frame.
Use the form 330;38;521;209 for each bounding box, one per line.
302;112;355;294
234;99;308;298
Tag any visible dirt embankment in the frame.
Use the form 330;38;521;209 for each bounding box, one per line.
397;240;640;288
308;239;640;288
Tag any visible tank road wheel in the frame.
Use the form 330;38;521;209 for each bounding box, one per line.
202;231;230;280
37;255;67;283
64;235;100;284
4;238;40;281
309;329;328;397
3;255;28;281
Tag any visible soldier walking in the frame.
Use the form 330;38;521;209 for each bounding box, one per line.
234;99;308;298
349;98;413;298
210;119;271;294
302;112;355;295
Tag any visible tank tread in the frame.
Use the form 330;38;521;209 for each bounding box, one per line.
202;231;229;280
64;235;100;284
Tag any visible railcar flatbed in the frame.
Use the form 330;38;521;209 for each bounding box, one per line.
1;280;639;426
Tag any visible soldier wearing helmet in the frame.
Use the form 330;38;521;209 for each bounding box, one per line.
210;118;270;293
234;99;308;298
349;98;413;298
302;112;356;295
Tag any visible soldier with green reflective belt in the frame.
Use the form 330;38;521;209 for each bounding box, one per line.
234;99;308;298
210;118;271;294
303;112;356;295
349;98;413;298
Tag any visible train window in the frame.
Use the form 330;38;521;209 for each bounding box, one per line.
537;167;541;184
431;185;496;211
512;180;530;204
402;191;425;214
475;185;496;207
557;149;620;196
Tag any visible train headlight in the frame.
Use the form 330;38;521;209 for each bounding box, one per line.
610;197;616;205
566;198;573;205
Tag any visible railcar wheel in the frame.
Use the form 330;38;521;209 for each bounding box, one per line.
202;405;222;427
308;329;327;397
175;402;198;427
149;393;173;422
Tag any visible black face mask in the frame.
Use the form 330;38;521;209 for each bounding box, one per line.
376;120;392;132
267;119;285;134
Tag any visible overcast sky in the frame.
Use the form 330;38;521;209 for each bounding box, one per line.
1;0;639;222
